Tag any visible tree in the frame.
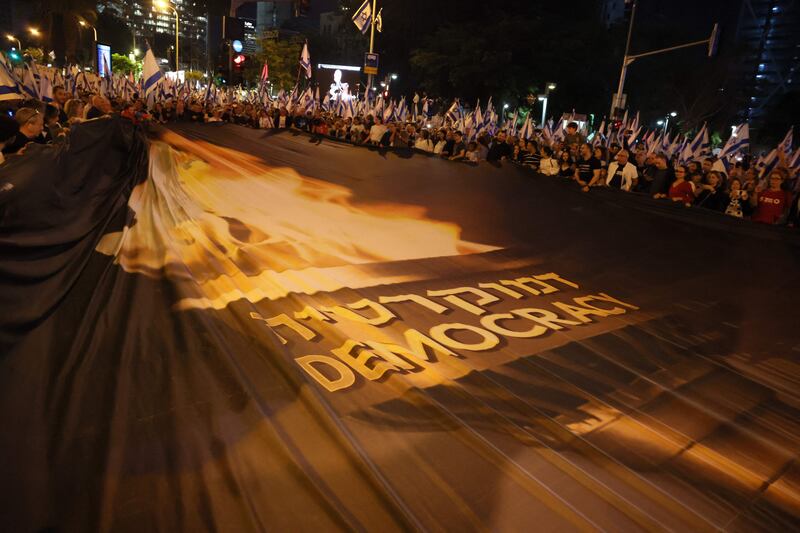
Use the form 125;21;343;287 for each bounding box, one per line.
404;0;617;118
184;70;204;83
35;0;98;65
251;37;304;90
24;48;45;64
111;53;140;76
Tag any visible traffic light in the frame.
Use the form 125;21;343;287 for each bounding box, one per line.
7;50;21;63
233;54;246;69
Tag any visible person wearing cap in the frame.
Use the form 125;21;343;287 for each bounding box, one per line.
0;115;20;165
2;108;45;156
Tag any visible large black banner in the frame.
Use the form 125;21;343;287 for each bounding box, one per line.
1;119;799;531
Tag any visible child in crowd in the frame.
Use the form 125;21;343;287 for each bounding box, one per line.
724;178;748;218
466;141;480;162
538;146;558;175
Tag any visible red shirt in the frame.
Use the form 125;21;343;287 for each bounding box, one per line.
752;189;791;224
668;181;694;204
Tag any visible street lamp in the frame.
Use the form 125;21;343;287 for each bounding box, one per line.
661;111;677;132
28;28;41;38
539;81;556;126
390;73;397;80
78;20;97;42
154;0;179;71
5;34;21;50
78;20;98;71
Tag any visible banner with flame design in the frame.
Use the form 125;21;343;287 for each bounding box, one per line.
1;118;799;531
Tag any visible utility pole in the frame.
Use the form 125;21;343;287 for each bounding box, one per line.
366;0;377;93
611;0;637;119
611;0;719;120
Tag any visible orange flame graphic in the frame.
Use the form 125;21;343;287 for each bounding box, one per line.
97;131;498;309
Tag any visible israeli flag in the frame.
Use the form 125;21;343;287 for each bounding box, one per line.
778;126;793;154
142;46;163;100
789;147;800;170
22;64;39;98
718;124;750;159
0;61;22;101
352;0;373;34
518;115;532;140
39;73;53;102
299;43;312;79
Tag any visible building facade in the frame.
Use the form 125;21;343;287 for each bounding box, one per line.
97;0;208;70
732;0;799;133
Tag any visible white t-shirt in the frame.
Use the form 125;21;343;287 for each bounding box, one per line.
414;138;434;152
368;124;387;142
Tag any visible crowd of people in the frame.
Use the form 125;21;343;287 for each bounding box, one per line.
1;84;798;229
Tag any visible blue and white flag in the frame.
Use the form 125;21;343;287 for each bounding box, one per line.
789;147;800;171
382;99;394;122
0;57;22;101
142;46;163;100
518;114;533;140
397;97;407;122
756;148;779;178
681;123;708;162
627;126;642;148
39;73;53;102
778;126;793;154
445;99;460;123
351;0;373;34
299;42;312;79
22;64;40;99
718;123;750;160
473;103;483;131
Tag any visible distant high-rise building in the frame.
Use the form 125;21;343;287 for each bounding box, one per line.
256;1;294;33
234;3;259;54
97;0;208;70
732;0;799;132
319;10;344;36
600;0;632;28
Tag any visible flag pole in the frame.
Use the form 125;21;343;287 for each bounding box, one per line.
366;0;377;96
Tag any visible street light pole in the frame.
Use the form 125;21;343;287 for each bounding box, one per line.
611;0;718;120
5;35;21;51
155;0;180;71
611;0;637;118
78;21;98;71
366;0;377;93
540;82;556;126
